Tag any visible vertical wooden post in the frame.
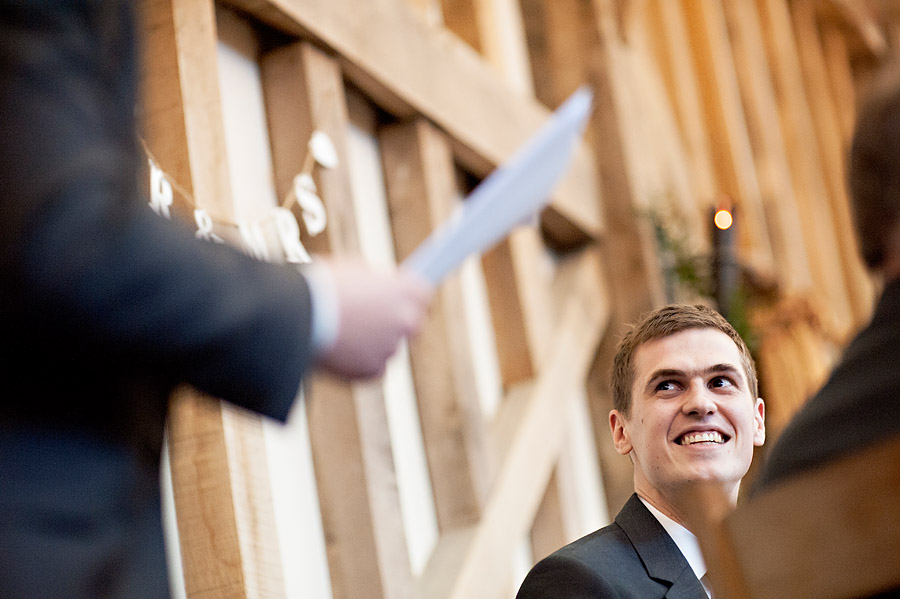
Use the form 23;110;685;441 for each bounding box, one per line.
579;0;667;515
792;0;874;325
646;0;719;209
441;0;534;95
720;0;813;296
261;41;410;599
381;120;492;530
756;0;854;340
820;26;858;146
681;0;775;276
139;1;286;597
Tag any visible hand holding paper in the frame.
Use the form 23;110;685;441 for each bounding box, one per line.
402;86;594;285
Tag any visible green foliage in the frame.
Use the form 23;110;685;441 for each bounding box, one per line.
642;202;758;352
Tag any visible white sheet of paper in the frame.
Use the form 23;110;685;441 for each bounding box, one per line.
402;86;594;285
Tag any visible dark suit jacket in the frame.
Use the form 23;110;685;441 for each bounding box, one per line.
0;3;315;597
754;276;900;491
516;494;708;599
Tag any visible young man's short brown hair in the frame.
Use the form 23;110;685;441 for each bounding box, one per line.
611;304;758;414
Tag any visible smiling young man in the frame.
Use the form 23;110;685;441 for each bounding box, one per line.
517;304;765;598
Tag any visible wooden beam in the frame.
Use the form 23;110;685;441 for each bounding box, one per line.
424;249;609;599
514;1;619;557
756;0;854;340
468;0;574;554
618;2;707;246
579;0;664;316
404;0;444;27
261;41;410;599
143;0;233;221
682;0;775;277
139;2;287;597
471;0;535;96
166;393;246;599
582;0;665;516
220;0;603;247
138;0;193;223
528;470;567;562
381;119;491;529
820;25;857;147
720;0;813;296
792;0;875;326
646;0;718;207
820;0;887;59
481;229;556;385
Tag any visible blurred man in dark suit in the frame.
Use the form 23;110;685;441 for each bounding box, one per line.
754;65;900;490
0;2;431;597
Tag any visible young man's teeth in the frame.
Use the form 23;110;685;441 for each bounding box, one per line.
680;431;724;445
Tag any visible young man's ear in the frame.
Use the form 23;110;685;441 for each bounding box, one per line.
609;410;633;456
753;397;766;446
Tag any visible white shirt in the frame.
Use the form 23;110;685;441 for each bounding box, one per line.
638;497;711;598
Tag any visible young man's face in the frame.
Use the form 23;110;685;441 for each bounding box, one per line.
610;328;765;503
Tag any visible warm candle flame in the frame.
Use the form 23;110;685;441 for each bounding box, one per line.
714;209;733;230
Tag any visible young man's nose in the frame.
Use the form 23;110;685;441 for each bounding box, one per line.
682;386;717;416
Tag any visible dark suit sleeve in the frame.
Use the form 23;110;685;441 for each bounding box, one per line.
0;1;313;422
517;554;621;599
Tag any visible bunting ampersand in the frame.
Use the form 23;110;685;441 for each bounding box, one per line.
142;129;337;264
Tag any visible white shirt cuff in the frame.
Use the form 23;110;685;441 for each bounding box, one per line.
300;260;339;356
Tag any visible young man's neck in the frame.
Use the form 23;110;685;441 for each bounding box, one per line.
635;482;740;531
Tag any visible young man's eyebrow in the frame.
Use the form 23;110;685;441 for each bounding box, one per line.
704;363;743;379
642;368;685;393
643;364;744;392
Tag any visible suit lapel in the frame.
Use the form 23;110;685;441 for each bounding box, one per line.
615;494;709;599
664;567;710;599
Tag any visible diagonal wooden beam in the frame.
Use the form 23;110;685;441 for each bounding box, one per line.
419;248;609;599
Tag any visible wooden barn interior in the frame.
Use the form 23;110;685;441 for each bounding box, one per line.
138;0;899;597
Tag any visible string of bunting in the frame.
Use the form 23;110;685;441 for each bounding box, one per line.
144;130;339;265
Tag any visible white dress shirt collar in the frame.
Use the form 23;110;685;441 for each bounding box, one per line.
638;496;708;586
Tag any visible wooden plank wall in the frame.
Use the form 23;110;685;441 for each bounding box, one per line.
136;0;897;597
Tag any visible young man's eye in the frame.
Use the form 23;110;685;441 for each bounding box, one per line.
655;381;678;392
710;376;733;388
